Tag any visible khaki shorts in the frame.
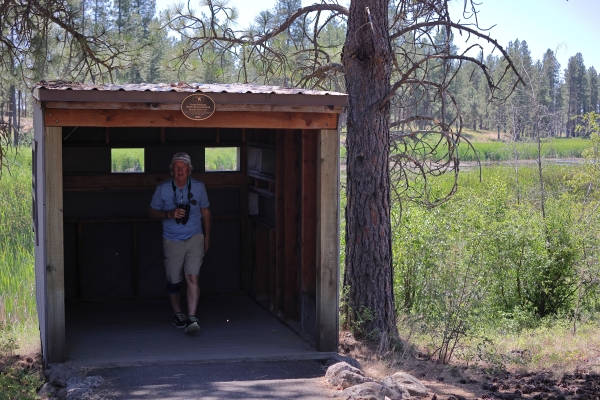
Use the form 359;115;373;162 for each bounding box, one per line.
163;233;205;284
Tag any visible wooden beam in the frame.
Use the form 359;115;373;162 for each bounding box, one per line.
301;130;318;297
316;129;340;352
43;101;344;114
44;126;66;362
63;172;246;191
283;130;301;321
44;109;339;130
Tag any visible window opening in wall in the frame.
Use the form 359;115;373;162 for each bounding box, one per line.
205;147;240;172
111;148;145;173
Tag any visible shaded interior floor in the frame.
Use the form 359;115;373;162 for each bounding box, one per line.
65;295;327;367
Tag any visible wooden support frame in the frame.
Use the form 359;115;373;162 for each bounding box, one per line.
316;129;340;352
44;101;344;114
34;87;346;364
44;126;66;362
44;109;338;130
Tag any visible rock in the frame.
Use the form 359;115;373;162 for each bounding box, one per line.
328;354;362;370
326;362;374;389
65;374;105;399
38;382;58;397
46;364;84;387
342;382;403;400
380;379;410;399
44;365;104;399
381;372;428;397
55;388;67;400
85;375;104;388
66;385;93;400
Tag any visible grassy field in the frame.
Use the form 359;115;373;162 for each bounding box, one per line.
458;137;590;161
341;132;589;163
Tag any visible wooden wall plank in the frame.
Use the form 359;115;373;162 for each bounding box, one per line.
255;225;269;301
44;101;343;114
269;229;277;311
45;126;66;362
283;130;301;320
63;172;245;190
316;129;340;352
301;130;318;333
44;109;338;130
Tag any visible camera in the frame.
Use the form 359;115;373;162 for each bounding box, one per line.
176;204;190;225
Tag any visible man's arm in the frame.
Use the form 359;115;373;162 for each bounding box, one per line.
201;207;211;251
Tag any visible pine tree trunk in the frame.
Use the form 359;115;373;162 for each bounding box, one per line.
342;0;396;346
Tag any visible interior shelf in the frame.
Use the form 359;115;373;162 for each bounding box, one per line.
248;186;276;198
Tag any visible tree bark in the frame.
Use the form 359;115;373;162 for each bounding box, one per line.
342;0;396;346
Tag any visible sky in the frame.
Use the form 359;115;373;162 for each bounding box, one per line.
155;0;600;72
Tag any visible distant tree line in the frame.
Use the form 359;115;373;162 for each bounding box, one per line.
452;40;599;140
0;0;596;145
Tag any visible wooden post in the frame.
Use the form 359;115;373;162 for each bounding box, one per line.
283;130;301;320
45;126;66;362
301;130;317;333
316;129;339;352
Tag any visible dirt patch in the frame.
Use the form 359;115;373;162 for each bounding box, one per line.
0;351;43;375
338;332;600;400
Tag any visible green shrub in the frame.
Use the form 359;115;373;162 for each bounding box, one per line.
393;162;596;360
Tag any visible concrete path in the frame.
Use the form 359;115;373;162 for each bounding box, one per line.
91;359;340;399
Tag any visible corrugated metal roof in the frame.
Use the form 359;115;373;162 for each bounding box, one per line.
35;81;346;97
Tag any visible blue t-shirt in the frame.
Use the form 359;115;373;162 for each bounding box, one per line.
150;177;210;241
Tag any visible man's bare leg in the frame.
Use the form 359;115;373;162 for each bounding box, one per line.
185;274;200;316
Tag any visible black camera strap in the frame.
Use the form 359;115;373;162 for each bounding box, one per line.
172;178;192;206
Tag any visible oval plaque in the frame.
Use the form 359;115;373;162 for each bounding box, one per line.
181;94;216;120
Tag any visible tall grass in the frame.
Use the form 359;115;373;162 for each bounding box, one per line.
205;147;238;171
0;149;37;350
111;148;144;172
459;137;590;161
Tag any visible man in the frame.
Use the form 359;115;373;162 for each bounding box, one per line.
149;152;211;333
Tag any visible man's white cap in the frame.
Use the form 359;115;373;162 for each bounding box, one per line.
170;152;193;170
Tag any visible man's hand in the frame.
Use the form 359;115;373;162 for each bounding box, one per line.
204;235;210;252
170;208;186;219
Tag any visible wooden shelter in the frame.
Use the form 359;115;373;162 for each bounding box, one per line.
32;82;347;366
